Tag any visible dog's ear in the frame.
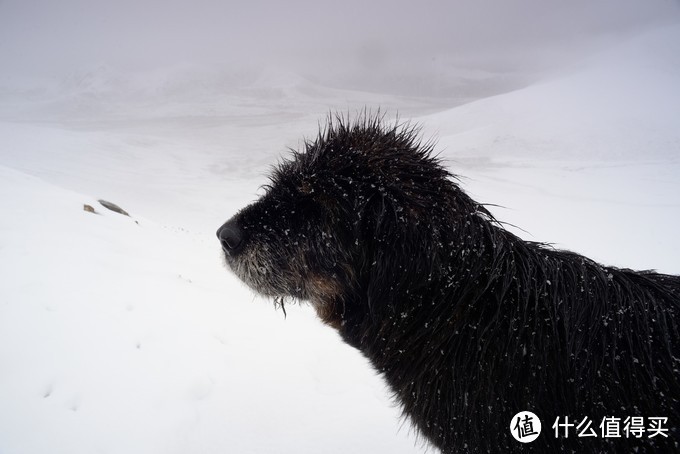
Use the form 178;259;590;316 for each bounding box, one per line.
359;192;438;315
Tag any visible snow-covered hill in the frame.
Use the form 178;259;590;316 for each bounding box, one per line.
423;24;680;161
1;23;679;454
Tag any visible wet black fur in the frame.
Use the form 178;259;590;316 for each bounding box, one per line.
219;114;680;453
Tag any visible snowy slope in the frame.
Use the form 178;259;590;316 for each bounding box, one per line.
0;166;424;454
1;23;679;454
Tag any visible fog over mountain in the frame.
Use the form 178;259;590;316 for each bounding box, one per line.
1;0;678;97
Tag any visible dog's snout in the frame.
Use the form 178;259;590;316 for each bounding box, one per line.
217;219;244;254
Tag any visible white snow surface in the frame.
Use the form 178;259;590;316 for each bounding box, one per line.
1;24;679;454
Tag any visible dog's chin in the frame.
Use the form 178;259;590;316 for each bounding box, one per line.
249;282;305;300
264;284;309;301
223;256;307;301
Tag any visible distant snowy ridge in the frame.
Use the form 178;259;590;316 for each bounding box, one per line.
424;24;680;161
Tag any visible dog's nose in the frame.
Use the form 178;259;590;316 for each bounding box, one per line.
217;219;244;254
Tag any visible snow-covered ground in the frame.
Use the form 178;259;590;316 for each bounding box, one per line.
1;23;679;454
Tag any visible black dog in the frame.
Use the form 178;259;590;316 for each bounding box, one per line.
217;114;679;453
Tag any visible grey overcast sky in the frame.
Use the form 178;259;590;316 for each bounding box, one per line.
1;0;679;85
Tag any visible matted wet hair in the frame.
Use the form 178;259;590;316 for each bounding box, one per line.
218;112;680;453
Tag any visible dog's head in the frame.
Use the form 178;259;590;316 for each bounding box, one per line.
217;115;483;322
